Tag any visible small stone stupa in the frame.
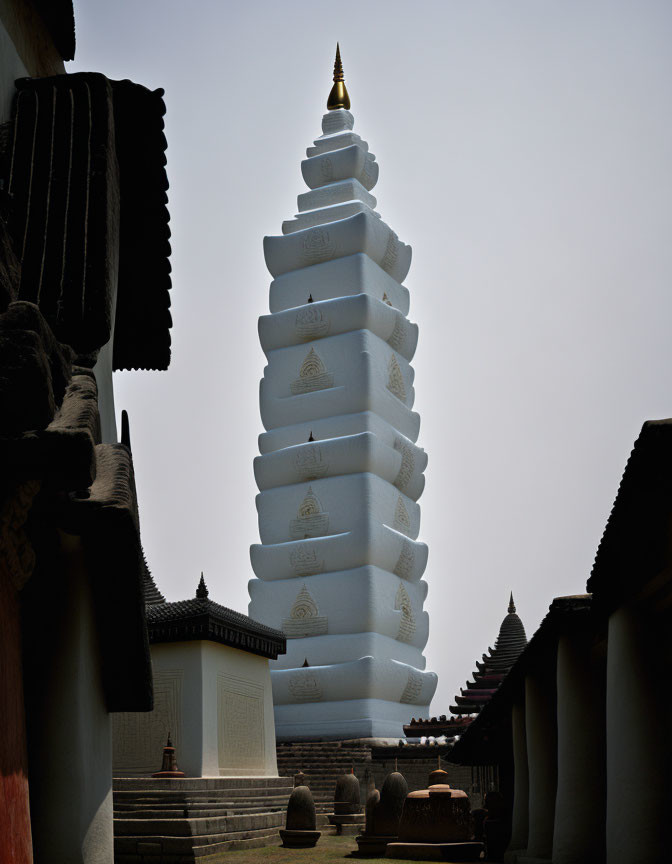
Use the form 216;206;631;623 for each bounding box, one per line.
385;769;483;861
249;43;437;741
279;785;321;849
355;771;408;857
327;770;364;834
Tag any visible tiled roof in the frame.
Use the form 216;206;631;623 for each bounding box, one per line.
588;419;672;614
146;577;286;661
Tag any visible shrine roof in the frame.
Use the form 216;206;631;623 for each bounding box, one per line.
448;594;527;721
588;419;672;614
449;595;594;766
146;577;286;660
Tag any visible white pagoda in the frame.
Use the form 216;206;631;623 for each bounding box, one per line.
249;46;437;740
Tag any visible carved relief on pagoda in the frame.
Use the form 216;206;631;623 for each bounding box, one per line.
289;545;325;576
282;584;328;638
288;670;323;702
386;354;407;402
395;581;416;643
291;347;335;395
294;444;329;481
295;305;330;341
400;668;423;704
381;231;399;275
387;315;408;354
320;156;334;183
393;437;414;493
393;495;411;535
290;486;330;539
300;228;335;266
393;540;415;579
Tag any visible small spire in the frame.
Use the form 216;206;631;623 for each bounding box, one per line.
508;592;516;614
307;294;313;303
302;658;310;667
308;431;315;442
196;572;209;599
327;43;351;111
121;409;131;450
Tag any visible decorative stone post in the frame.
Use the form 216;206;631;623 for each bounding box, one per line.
524;668;557;860
552;633;605;864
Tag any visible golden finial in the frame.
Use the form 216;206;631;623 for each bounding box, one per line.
327;43;350;111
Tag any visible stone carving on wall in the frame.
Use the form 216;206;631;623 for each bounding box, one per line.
294;443;329;481
386;355;407;402
395;582;416;643
301;228;335;266
290;486;330;539
387;315;407;354
282;584;328;638
112;670;183;775
291;347;335;395
393;540;415;579
295;305;330;341
393;495;411;535
393;437;414;493
400;668;423;704
288;670;323;702
289;546;325;576
217;673;265;774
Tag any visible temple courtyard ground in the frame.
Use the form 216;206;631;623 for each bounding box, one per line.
222;834;493;863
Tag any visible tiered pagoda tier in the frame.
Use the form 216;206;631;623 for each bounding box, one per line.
248;48;437;740
403;595;526;741
449;593;527;718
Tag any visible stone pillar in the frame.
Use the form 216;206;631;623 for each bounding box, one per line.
23;532;114;864
553;633;606;864
524;669;557;861
606;604;670;864
506;697;529;859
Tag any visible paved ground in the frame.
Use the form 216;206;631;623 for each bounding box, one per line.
220;834;416;863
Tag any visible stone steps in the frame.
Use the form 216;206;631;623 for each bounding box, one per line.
115;824;283;862
113;777;292;861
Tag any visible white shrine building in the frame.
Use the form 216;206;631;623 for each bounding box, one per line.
248;47;438;740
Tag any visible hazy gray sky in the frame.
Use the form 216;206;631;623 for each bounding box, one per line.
69;0;672;714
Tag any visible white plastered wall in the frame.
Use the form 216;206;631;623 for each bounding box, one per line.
112;640;277;778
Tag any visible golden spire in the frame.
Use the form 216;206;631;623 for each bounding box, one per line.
327;43;350;111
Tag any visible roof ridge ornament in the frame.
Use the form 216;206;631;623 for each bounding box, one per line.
196;572;209;599
327;43;351;111
508;591;516;614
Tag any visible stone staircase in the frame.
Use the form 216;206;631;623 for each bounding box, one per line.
113;776;293;862
276;740;375;812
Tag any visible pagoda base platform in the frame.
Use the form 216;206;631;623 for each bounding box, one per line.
274;698;431;742
385;840;484;860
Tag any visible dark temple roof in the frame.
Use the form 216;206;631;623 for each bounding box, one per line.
8;73;171;371
145;575;286;661
588;419;672;615
34;1;76;61
450;595;594;766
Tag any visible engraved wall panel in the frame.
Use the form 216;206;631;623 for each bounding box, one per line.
113;670;183;775
217;674;265;773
